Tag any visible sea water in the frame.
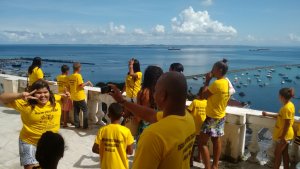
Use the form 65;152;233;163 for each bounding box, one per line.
0;44;299;114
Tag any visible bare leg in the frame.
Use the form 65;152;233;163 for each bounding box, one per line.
282;144;289;169
211;137;222;169
24;164;38;169
63;111;67;127
199;132;211;169
274;142;288;169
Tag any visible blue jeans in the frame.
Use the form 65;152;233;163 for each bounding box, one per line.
73;100;88;128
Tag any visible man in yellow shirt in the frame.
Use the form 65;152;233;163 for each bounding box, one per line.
92;103;134;169
68;62;93;129
110;72;196;169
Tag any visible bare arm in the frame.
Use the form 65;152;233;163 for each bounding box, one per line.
109;84;158;123
262;111;278;118
126;144;134;155
0;90;37;104
92;143;99;154
79;81;93;88
280;119;291;140
128;59;138;79
202;72;213;99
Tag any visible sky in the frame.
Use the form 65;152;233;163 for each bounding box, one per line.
0;0;300;46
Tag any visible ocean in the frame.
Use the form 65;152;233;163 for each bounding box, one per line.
0;44;299;114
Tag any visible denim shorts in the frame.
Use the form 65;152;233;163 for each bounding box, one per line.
19;139;38;166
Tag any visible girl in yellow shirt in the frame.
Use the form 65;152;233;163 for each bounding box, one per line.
0;80;69;169
199;59;230;169
122;58;142;103
28;57;44;86
262;88;295;169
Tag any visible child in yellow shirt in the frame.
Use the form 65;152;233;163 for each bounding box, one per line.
187;87;207;166
68;62;93;129
262;88;295;169
92;103;134;169
56;65;72;127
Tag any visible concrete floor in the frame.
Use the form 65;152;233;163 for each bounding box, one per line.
0;105;280;169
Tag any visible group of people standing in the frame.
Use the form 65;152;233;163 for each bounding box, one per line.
0;56;298;169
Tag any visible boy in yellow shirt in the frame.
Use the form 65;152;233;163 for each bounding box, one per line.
68;62;93;129
56;65;72;127
187;87;207;166
262;88;295;169
92;103;134;169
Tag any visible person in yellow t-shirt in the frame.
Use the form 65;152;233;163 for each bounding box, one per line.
0;80;69;169
56;64;72;128
122;58;142;103
187;87;207;166
28;57;44;86
109;72;196;169
92;103;134;169
295;115;300;146
199;59;230;169
262;88;295;169
68;62;93;129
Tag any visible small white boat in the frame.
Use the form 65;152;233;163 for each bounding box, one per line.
193;76;198;80
267;74;272;78
281;81;285;84
257;79;262;82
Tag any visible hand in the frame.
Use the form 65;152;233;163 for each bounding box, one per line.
205;72;213;81
108;84;125;103
88;81;93;87
278;137;287;144
21;90;38;101
262;111;267;116
61;91;70;98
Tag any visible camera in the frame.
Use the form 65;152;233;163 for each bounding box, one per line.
100;86;112;94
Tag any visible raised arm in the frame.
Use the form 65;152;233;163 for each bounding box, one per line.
202;72;213;99
0;90;37;104
109;84;158;123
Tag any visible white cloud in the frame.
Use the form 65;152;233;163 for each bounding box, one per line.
0;30;45;42
109;22;126;34
153;24;165;34
289;33;300;42
201;0;213;6
133;28;146;35
171;7;237;36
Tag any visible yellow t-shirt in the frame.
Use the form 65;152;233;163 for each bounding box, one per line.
206;78;229;119
94;124;134;169
56;74;69;93
68;73;86;101
29;67;44;86
187;99;207;135
156;111;163;121
7;95;62;145
273;101;295;141
125;72;142;98
132;113;196;169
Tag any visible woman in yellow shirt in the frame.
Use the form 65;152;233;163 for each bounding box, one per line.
199;59;230;169
28;57;44;86
0;80;69;169
122;58;142;103
262;88;295;169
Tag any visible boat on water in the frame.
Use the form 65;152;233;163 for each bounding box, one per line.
257;79;262;82
270;69;275;72
239;92;246;97
278;73;285;76
282;76;289;80
296;75;300;79
285;79;292;83
266;74;272;78
168;47;181;51
242;84;248;87
192;76;198;80
236;85;241;89
257;69;262;72
281;81;285;84
285;66;292;70
11;62;22;68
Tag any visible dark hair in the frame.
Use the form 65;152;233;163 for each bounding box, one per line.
141;66;163;108
279;88;294;100
169;63;184;73
214;58;228;76
132;59;141;73
35;131;65;169
28;57;42;74
61;65;69;74
197;87;204;96
108;103;123;120
73;62;81;71
28;80;56;108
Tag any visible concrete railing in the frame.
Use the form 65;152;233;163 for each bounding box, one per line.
0;73;299;166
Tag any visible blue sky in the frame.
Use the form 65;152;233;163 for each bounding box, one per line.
0;0;299;45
